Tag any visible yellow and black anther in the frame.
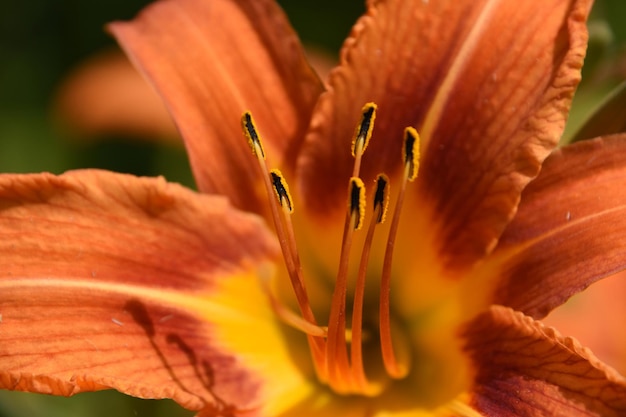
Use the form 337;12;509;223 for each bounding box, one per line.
270;169;293;213
403;127;420;181
242;111;265;159
373;174;390;224
352;102;377;157
349;177;366;230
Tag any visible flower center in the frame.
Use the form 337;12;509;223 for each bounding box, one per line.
242;104;419;396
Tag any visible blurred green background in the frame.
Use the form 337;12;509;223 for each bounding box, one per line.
0;0;624;416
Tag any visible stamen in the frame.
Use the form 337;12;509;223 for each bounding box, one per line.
326;177;366;392
350;174;389;392
240;112;326;378
379;127;420;379
240;114;304;309
270;169;322;357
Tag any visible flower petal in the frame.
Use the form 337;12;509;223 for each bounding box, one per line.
298;0;591;269
109;0;323;213
53;49;179;141
0;170;284;413
462;305;626;417
486;135;626;318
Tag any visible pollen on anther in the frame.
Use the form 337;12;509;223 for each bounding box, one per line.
270;169;293;213
241;111;265;159
349;177;366;230
373;174;390;224
403;127;420;181
352;102;377;157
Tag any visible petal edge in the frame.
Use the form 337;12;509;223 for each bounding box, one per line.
463;305;626;417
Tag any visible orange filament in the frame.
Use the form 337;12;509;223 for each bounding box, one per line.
379;127;420;378
241;114;313;321
241;113;326;377
241;107;418;396
325;103;375;393
326;177;365;393
350;174;389;392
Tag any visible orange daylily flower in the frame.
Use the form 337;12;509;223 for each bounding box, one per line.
2;0;626;416
53;49;179;141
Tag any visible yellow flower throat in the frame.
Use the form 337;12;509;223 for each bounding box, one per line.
242;103;420;396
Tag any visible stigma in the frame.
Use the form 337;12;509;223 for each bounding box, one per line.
241;104;420;396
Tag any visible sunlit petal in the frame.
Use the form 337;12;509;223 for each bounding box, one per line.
485;135;626;318
298;0;591;271
0;170;286;413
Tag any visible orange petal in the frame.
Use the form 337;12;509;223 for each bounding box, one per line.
298;0;591;269
53;49;179;141
462;305;626;417
0;170;280;412
487;135;626;318
109;0;323;215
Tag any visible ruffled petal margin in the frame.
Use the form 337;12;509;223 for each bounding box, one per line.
0;170;287;414
109;0;323;215
462;305;626;417
487;135;626;318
